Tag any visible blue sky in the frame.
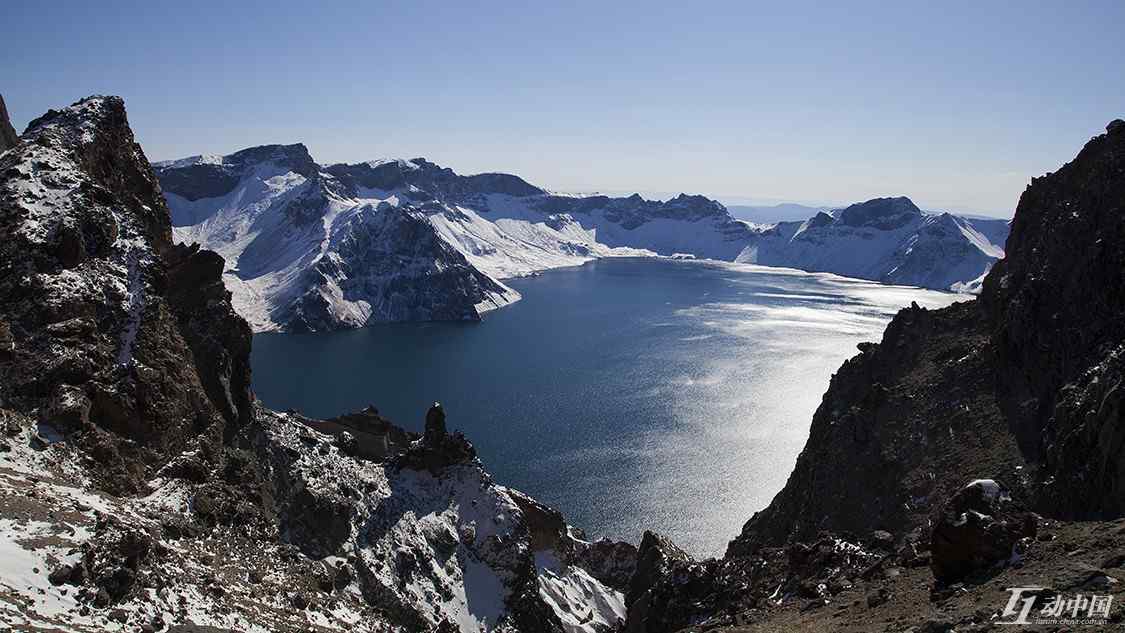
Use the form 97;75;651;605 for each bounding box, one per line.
3;1;1123;216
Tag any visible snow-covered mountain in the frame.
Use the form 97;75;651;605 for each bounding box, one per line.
156;147;752;332
736;197;1009;292
157;146;1007;333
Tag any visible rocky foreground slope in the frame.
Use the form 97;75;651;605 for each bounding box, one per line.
0;96;636;632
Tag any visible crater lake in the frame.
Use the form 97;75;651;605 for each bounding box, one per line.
251;258;964;556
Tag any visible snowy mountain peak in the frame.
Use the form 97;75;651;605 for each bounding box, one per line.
156;143;319;203
159;143;755;331
836;196;922;228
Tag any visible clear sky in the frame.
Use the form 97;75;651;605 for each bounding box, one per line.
3;1;1123;216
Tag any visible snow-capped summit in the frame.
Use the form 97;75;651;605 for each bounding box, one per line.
836;196;921;229
156;146;520;332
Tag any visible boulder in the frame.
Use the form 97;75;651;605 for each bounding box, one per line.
930;479;1036;584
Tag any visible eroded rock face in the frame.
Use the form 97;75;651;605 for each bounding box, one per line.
0;96;252;494
0;94;18;153
983;119;1125;518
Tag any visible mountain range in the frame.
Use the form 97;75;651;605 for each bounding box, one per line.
155;147;748;332
156;147;1009;332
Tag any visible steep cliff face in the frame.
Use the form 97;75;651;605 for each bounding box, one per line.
0;94;18;153
0;96;632;632
0;96;253;494
983;118;1125;518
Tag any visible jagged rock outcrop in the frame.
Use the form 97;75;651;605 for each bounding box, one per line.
725;300;1022;553
0;96;635;633
627;531;691;607
0;94;18;153
0;95;253;494
982;119;1125;517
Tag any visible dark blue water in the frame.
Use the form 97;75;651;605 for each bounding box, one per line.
252;258;961;555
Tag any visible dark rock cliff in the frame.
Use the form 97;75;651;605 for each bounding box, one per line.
0;96;252;494
982;119;1125;518
0;94;18;153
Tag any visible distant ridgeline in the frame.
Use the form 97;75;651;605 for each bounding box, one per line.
154;145;1009;332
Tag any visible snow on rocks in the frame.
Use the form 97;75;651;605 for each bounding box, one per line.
0;399;634;632
254;405;629;632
